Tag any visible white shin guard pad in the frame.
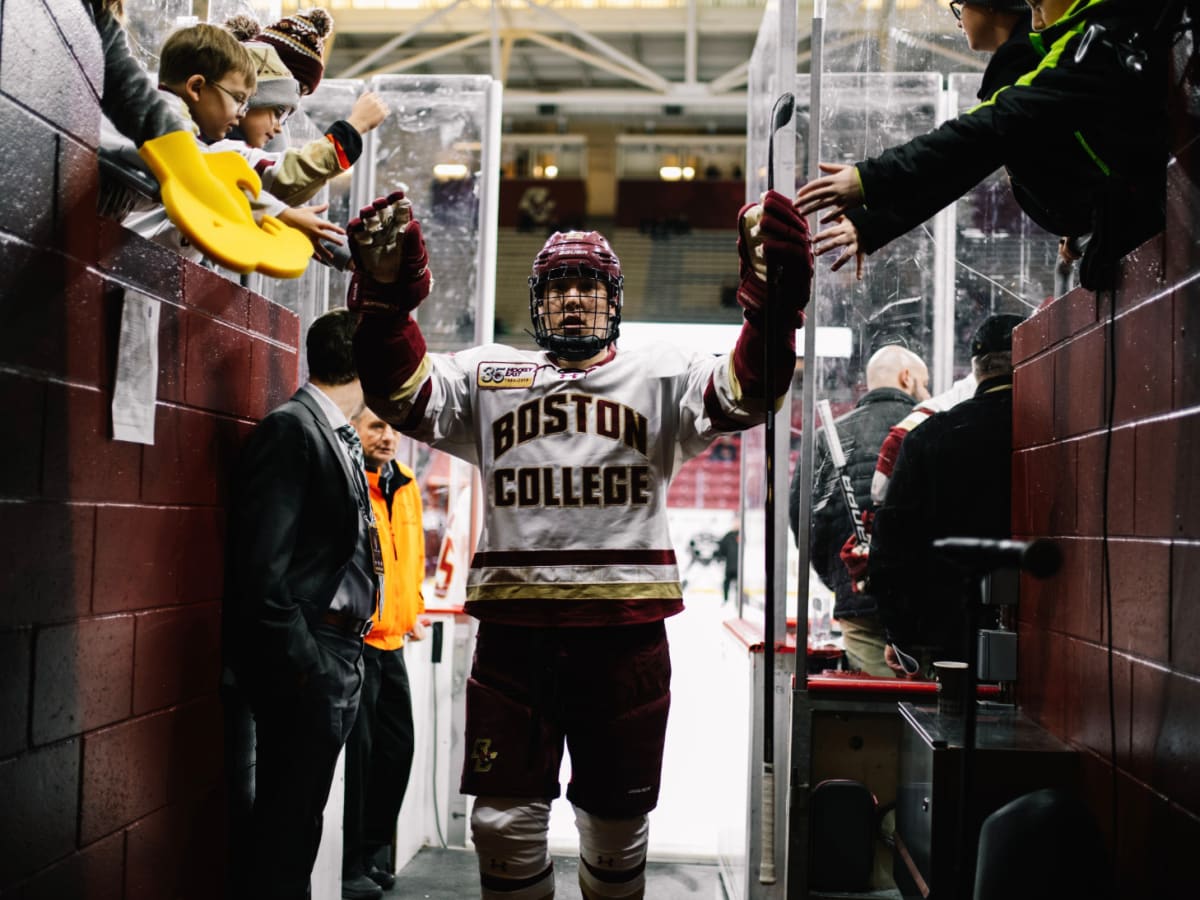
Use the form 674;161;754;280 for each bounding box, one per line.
472;798;554;899
574;806;649;898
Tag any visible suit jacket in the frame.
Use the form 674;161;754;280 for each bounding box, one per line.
223;387;368;693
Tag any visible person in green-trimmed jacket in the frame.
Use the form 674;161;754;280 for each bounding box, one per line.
795;0;1173;291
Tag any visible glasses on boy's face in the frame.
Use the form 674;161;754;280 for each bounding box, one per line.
269;106;293;126
209;80;250;117
948;0;964;20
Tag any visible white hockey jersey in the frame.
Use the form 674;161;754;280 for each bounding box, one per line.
368;340;767;627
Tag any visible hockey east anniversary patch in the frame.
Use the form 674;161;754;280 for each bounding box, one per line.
478;362;538;389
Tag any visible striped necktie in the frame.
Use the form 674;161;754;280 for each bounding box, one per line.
336;423;365;472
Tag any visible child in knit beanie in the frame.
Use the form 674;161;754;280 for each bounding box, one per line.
220;14;389;210
233;37;303;150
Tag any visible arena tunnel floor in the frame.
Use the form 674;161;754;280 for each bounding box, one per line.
391;846;726;898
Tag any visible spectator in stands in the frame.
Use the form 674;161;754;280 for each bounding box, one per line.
147;24;255;144
87;0;188;145
117;23;343;260
869;314;1023;676
795;0;1168;290
799;0;1035;282
790;345;930;677
342;408;426;900
219;14;389;208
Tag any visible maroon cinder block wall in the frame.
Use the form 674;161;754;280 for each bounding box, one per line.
1010;48;1200;899
0;0;299;895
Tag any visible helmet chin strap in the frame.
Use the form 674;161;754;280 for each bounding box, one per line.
544;333;608;361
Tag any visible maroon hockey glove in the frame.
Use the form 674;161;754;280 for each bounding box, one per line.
346;190;432;315
839;510;875;593
736;190;814;327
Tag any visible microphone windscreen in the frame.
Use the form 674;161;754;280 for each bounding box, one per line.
1023;538;1062;579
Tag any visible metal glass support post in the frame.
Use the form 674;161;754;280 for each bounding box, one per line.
787;4;824;896
931;82;958;392
477;79;503;346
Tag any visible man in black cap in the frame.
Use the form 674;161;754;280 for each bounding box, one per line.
868;313;1024;675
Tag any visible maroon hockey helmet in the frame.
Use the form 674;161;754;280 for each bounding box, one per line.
528;230;624;360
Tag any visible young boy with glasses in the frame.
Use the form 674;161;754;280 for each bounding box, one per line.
155;22;257;144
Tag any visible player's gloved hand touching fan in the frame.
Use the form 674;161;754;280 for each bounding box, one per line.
736;189;814;326
346;186;433;315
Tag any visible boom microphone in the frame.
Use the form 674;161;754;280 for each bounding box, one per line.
932;537;1061;579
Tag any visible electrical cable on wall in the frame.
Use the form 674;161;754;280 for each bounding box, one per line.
1101;283;1118;871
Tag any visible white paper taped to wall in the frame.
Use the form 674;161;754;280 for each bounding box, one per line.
111;289;161;445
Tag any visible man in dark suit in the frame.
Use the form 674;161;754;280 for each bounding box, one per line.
223;308;381;900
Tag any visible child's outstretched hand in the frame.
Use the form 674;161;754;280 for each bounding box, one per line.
277;203;346;261
347;92;389;135
795;162;865;221
813;216;865;280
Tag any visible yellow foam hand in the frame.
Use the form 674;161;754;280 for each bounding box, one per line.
138;131;313;278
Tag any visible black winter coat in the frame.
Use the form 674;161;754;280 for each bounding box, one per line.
869;376;1013;659
847;0;1166;288
790;386;916;619
844;14;1039;254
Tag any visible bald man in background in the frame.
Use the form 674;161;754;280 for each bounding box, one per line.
790;345;929;676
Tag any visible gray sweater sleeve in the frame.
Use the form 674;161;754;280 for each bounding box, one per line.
92;4;189;144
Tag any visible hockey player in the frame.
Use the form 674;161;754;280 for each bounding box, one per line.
350;190;812;899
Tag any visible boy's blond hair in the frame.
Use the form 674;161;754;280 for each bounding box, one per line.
159;23;257;90
92;0;124;20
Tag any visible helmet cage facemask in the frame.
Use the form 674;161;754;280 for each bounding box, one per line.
528;263;623;361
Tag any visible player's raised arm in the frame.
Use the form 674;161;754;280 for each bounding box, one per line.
348;189;435;425
728;189;813;405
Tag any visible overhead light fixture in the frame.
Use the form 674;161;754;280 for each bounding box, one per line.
682;166;695;180
433;163;469;180
544;165;559;179
660;166;683;181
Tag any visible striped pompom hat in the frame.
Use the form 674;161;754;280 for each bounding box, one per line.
258;7;332;95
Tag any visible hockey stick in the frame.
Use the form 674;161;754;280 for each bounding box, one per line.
816;398;867;547
759;90;795;887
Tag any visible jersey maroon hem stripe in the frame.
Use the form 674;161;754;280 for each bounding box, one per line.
465;598;684;627
472;548;678;566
